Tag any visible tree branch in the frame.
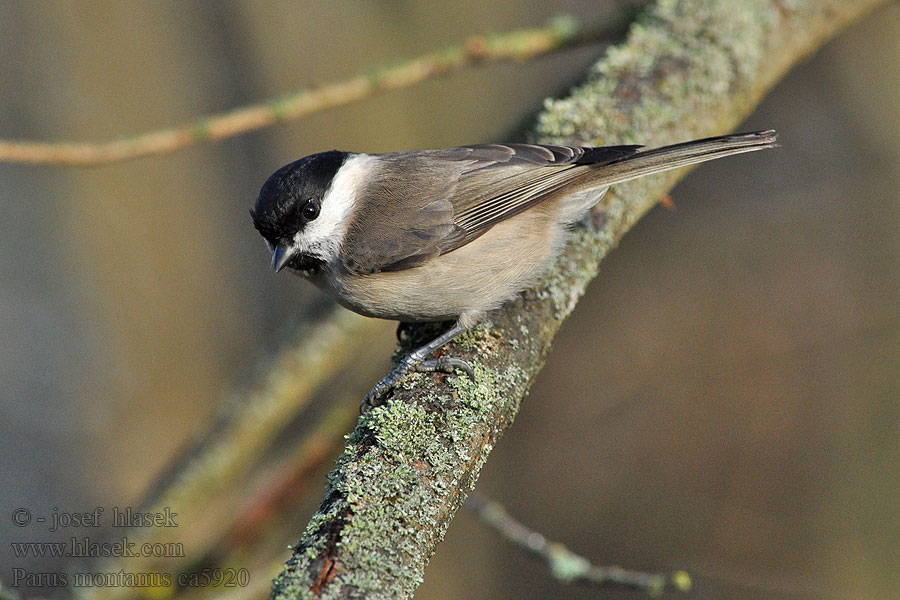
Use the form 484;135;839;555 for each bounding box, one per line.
465;492;692;593
0;15;625;167
267;1;886;599
75;306;390;600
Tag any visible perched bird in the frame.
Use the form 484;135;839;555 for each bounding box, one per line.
251;130;777;408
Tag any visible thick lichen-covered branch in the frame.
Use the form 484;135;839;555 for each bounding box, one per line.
269;1;886;599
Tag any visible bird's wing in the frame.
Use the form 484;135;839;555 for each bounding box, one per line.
339;143;642;275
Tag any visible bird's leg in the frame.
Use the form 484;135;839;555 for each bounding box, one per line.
361;322;474;412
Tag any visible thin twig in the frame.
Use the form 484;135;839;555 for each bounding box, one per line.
466;493;691;594
0;15;622;167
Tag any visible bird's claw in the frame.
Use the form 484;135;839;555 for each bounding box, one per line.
360;356;475;413
417;356;475;378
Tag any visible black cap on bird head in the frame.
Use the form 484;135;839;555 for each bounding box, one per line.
250;150;347;248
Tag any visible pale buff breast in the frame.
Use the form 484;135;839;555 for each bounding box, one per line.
314;202;570;326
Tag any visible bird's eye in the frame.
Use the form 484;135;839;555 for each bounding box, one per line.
302;200;320;221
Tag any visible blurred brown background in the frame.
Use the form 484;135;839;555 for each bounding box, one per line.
1;2;898;599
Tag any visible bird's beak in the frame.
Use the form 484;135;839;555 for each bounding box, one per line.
271;244;294;273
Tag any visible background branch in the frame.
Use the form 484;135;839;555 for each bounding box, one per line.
465;492;691;593
76;306;389;600
265;1;887;599
0;15;628;167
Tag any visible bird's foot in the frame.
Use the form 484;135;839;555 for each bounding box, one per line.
360;355;474;413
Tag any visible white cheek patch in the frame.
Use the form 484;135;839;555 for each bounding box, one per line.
291;153;375;263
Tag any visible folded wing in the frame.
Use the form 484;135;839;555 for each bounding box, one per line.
339;142;641;274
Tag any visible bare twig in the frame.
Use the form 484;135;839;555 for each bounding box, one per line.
466;492;691;594
265;1;888;599
0;15;623;167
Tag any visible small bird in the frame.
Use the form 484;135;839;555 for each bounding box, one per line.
251;130;777;408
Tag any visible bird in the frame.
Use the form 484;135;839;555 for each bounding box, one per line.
251;130;777;408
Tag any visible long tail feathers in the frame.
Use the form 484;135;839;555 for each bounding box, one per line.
585;130;778;188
